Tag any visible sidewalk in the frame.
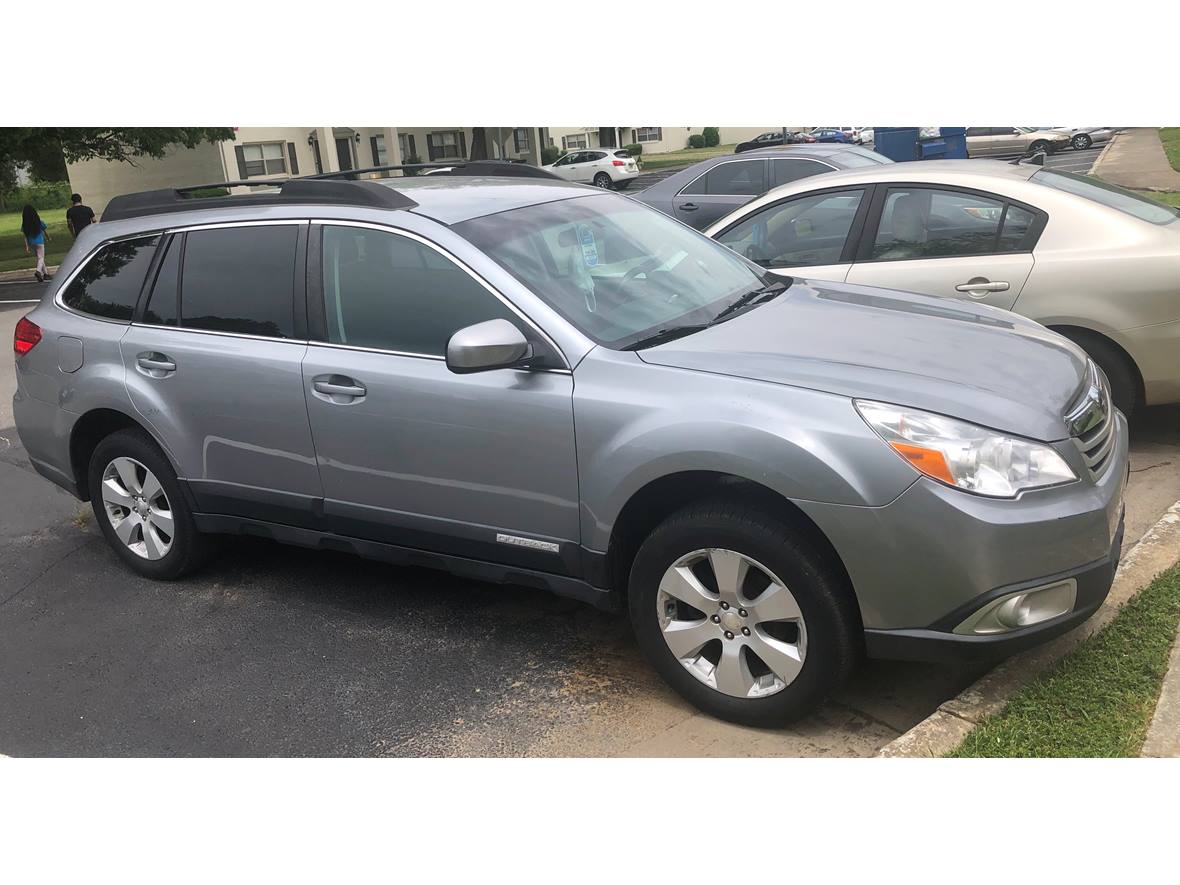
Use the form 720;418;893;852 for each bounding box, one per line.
1142;613;1180;757
1092;128;1180;191
0;266;59;283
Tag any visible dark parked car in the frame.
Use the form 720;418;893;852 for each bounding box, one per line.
633;145;893;230
735;131;815;153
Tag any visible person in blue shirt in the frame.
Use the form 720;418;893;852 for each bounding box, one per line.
21;205;51;282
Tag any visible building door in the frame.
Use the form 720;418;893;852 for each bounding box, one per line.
334;137;354;171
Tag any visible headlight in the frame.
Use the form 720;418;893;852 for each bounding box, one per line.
855;401;1077;498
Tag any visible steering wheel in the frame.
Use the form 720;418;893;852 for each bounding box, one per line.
621;257;662;289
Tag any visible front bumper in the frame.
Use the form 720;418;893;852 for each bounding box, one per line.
795;412;1129;658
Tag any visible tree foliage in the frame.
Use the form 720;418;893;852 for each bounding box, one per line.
0;128;235;170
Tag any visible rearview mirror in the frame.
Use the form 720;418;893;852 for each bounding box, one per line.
446;319;532;374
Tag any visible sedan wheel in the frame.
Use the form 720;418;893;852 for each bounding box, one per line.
593;172;613;189
656;548;807;699
101;456;174;560
1072;133;1092;150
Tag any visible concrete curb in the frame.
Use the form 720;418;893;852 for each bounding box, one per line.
1090;133;1120;179
878;501;1180;757
1142;608;1180;757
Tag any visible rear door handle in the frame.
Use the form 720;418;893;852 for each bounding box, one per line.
679;203;699;211
136;352;176;377
313;375;367;402
955;279;1009;294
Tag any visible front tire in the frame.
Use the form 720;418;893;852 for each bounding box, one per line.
593;172;613;189
88;428;211;579
1072;133;1092;150
628;498;859;727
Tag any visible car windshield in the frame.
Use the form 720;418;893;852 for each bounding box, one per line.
455;193;776;349
1032;169;1180;224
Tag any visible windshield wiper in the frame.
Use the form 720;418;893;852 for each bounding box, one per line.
622;324;710;351
708;280;789;325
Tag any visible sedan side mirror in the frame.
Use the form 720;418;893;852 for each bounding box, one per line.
446;318;533;374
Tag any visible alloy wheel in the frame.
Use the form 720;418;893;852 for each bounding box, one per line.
655;548;807;699
100;456;175;560
594;173;612;189
1073;134;1091;150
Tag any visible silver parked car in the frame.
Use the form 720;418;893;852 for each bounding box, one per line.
706;159;1180;415
633;144;892;230
966;127;1072;157
13;172;1127;725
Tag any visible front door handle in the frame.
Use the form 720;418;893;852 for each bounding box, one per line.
313;375;367;403
955;278;1009;296
136;352;176;378
679;202;699;211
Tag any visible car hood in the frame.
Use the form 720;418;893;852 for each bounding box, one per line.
637;279;1089;441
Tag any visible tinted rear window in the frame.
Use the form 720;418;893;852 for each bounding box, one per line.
1033;169;1179;224
62;235;158;321
180;226;298;337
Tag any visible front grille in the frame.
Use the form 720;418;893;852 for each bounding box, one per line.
1067;361;1116;481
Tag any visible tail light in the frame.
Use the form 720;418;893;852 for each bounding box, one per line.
612;160;626;166
14;316;42;356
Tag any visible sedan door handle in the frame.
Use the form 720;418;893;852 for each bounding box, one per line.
314;380;366;397
955;279;1009;294
313;375;367;403
679;202;699;211
136;352;176;377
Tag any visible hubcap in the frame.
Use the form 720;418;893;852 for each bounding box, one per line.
656;548;807;699
101;457;174;560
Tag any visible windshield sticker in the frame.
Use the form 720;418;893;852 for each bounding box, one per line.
578;224;599;268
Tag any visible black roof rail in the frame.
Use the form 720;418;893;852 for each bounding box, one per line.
102;177;418;222
311;160;564;182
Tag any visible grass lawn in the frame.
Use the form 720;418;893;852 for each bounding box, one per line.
950;564;1180;757
0;208;71;274
1135;189;1180;207
639;143;737;171
1159;128;1180;174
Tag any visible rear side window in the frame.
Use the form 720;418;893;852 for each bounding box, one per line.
61;235;158;321
681;160;766;196
870;187;1038;261
771;158;831;188
180;226;298;337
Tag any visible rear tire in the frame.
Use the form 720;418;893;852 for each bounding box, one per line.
628;497;859;727
593;172;613;189
1029;139;1053;155
88;428;211;580
1056;329;1141;417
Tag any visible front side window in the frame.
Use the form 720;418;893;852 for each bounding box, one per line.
870;187;1032;260
242;142;287;177
62;235;159;320
1033;169;1178;225
180;226;298;337
456;193;772;349
321;225;517;356
635;127;662;143
716;189;864;268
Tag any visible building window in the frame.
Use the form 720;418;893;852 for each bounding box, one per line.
371;134;388;166
242;142;287;177
399;133;417;161
513;128;530;153
635;127;663;144
562;133;589;150
427;130;466;161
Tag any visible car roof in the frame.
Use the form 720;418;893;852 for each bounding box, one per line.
379;176;596;224
753;158;1042;186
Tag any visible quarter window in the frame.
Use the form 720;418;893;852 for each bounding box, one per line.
61;235;159;321
716;189;865;268
242;142;287;177
870;188;1034;260
321;225;517;356
180;226;298;337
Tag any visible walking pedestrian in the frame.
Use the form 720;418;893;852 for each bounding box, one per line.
66;193;96;238
21;205;51;282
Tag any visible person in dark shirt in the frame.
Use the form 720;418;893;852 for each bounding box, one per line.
66;194;96;237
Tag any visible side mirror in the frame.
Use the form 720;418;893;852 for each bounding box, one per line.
446;319;532;374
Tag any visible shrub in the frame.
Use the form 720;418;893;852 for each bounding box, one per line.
702;127;720;147
688;134;706;149
402;154;423;176
623;143;643;156
0;180;72;211
541;145;563;165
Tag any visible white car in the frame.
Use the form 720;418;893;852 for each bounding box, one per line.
544;148;639;189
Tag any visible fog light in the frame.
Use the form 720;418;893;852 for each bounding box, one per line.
954;579;1077;635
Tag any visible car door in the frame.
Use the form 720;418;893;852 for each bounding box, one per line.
564;151;596;183
121;221;324;524
300;221;581;575
549;151;583;181
965;127;991;157
711;186;870;283
577;150;607;183
672;158;768;230
844;185;1041;310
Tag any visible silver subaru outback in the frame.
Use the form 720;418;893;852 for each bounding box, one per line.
12;170;1128;725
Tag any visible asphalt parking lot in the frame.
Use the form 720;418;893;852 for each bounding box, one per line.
2;296;1177;757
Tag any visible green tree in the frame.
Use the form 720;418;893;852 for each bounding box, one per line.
0;128;235;169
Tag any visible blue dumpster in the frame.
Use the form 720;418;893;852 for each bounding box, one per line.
872;127;921;162
871;127;968;162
